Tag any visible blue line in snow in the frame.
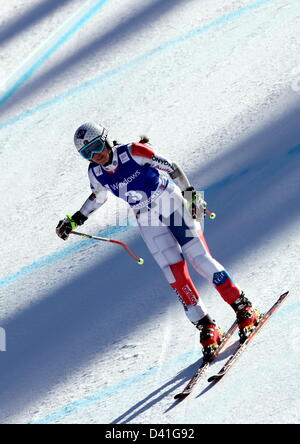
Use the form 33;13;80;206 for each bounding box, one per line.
0;0;295;424
0;0;111;106
0;225;128;290
0;0;276;131
29;348;196;424
29;366;160;424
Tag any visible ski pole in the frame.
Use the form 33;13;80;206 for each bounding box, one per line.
71;231;144;265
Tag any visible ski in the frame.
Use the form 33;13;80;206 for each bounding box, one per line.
207;291;289;384
174;320;238;400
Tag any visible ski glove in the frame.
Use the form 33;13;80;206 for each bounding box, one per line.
182;186;207;220
56;211;88;240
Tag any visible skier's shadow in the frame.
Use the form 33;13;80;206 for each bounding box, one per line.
111;342;237;423
166;341;239;412
195;341;239;399
111;364;193;424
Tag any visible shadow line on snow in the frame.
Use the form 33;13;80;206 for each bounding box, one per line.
1;0;186;114
0;0;74;46
0;0;286;129
111;343;237;424
0;102;300;422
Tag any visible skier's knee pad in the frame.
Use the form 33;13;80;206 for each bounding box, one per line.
183;238;223;281
139;225;183;282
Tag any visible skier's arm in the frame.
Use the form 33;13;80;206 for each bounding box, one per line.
129;142;191;191
56;169;108;240
167;161;207;218
168;161;191;192
79;168;108;217
129;142;206;219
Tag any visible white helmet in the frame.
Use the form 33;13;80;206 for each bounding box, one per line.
74;122;110;154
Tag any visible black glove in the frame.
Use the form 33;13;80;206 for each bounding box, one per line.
182;186;207;220
56;211;88;240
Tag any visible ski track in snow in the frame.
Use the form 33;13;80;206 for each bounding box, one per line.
0;0;300;425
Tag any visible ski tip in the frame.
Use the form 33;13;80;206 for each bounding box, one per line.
174;392;189;400
278;291;289;303
207;374;223;383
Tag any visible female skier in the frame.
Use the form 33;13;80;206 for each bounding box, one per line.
56;122;259;361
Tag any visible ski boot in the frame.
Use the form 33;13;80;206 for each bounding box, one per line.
231;292;260;343
197;315;223;362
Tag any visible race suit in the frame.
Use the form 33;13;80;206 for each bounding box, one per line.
78;142;241;324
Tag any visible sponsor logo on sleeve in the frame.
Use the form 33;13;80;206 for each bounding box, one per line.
152;155;172;168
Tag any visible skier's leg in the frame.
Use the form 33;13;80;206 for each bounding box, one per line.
156;183;242;305
159;185;260;341
182;237;241;304
184;237;261;341
136;188;224;359
136;211;208;326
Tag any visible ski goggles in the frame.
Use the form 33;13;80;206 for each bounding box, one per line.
79;137;106;160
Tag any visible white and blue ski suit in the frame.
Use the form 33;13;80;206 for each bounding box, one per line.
78;142;241;325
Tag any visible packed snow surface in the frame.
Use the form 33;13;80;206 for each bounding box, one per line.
0;0;300;424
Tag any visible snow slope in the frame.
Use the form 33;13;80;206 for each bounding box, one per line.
0;0;300;424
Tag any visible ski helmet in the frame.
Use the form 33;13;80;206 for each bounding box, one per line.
74;122;111;159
